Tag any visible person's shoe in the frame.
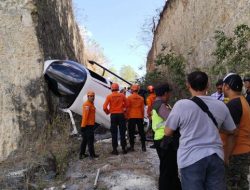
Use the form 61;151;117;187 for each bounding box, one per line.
142;146;146;152
127;146;135;152
149;144;156;149
111;149;119;155
79;153;89;160
90;154;99;159
122;148;127;154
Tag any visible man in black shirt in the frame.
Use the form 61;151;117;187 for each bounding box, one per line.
243;75;250;105
223;73;250;190
226;98;242;124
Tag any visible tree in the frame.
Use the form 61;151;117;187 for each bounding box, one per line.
85;38;108;65
155;53;188;99
139;8;162;48
119;65;138;85
136;69;165;89
78;26;109;74
211;24;250;78
136;52;188;103
103;66;120;83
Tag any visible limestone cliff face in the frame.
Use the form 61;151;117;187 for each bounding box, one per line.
0;0;85;161
147;0;250;71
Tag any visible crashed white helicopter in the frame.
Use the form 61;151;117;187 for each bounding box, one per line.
43;60;148;135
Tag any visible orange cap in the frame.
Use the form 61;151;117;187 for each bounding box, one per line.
87;91;95;96
111;83;119;91
147;85;154;92
131;84;139;91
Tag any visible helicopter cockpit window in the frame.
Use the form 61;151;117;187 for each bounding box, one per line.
44;60;88;108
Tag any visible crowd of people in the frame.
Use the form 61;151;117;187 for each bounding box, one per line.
79;71;250;190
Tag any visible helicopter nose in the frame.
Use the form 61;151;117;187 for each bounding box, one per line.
44;60;87;108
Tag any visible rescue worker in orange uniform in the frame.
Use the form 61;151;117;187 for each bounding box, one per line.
103;83;127;155
146;85;156;118
79;91;99;159
126;84;146;152
146;85;156;148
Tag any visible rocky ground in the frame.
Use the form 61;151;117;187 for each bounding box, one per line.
0;134;159;190
60;138;159;190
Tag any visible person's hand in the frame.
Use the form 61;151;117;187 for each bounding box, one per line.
104;109;110;115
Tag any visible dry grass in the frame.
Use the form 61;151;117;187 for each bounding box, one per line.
0;113;80;189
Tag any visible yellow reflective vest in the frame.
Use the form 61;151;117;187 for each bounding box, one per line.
152;109;165;140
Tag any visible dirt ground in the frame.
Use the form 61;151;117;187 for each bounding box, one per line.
0;134;159;190
51;137;159;190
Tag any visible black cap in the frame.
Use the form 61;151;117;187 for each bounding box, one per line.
223;73;243;92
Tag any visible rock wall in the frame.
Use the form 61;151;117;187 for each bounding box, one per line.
147;0;250;71
0;0;85;161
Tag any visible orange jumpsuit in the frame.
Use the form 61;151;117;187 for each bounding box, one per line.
146;93;156;118
80;100;96;157
127;93;146;150
81;100;95;127
103;91;127;151
127;93;144;119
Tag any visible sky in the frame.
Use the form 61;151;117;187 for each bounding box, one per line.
73;0;165;77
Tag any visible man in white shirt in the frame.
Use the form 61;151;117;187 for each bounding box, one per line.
211;79;224;101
